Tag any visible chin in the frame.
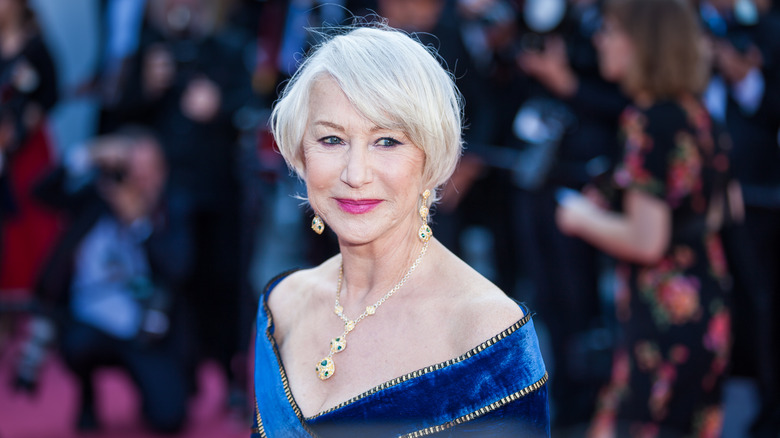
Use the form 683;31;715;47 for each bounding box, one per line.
335;234;379;247
328;222;378;244
335;223;410;247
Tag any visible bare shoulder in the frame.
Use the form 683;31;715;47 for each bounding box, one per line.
265;268;306;312
267;257;340;327
428;244;525;354
450;277;525;350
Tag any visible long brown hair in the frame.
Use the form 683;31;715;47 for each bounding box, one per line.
605;0;708;99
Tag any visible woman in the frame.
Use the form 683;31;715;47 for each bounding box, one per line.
0;0;60;293
556;0;731;436
252;25;549;437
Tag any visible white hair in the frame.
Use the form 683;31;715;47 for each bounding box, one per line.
270;24;464;206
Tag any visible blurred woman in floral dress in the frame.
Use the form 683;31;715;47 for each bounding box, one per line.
556;0;732;436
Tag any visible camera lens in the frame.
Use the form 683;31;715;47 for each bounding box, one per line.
100;166;128;184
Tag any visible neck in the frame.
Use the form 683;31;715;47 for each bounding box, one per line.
338;235;429;306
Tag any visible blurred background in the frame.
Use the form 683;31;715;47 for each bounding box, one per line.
0;0;778;437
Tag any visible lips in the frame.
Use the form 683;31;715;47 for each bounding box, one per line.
335;198;382;214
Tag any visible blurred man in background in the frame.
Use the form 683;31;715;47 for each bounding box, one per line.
101;0;254;410
16;127;195;433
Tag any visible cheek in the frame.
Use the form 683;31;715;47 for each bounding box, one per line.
302;152;340;211
390;150;426;188
599;40;630;81
303;161;330;193
302;146;335;183
613;38;634;74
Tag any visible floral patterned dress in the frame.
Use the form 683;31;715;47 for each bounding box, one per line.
591;98;732;438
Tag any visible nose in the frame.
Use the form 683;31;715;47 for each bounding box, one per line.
340;143;373;188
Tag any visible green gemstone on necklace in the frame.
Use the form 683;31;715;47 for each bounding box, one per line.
330;336;347;353
316;356;335;380
318;240;429;381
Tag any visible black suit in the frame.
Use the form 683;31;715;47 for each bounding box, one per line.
716;9;780;437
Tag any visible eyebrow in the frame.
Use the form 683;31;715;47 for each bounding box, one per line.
314;121;388;134
314;121;344;131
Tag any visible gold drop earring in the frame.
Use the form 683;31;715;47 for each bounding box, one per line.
312;215;324;235
418;190;432;242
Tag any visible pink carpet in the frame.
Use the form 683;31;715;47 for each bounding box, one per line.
0;340;250;438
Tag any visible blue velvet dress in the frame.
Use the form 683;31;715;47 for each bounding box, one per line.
252;272;550;437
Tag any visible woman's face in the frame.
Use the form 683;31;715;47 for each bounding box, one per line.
301;76;427;246
595;17;634;83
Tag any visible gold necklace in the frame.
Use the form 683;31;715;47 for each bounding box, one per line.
315;241;429;380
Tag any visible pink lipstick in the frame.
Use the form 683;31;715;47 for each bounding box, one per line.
336;199;382;214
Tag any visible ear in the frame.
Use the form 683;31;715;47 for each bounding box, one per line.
294;150;307;179
421;174;437;199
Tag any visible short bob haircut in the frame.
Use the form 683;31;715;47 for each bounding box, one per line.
270;24;464;206
605;0;708;99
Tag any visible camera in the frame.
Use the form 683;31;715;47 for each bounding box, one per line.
98;165;128;184
519;32;546;53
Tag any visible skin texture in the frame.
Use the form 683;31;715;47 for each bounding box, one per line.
267;76;524;417
302;76;428;249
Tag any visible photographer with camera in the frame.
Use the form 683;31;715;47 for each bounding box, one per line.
15;127;196;433
101;0;253;408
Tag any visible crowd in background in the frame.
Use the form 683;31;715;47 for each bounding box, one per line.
0;0;779;436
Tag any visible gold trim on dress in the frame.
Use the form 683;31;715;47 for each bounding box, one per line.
308;310;534;420
261;276;536;423
401;372;549;437
259;270;317;435
253;399;267;437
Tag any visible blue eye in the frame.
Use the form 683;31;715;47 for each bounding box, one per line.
319;136;343;145
376;137;401;147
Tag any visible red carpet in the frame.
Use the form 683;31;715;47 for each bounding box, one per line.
0;341;250;438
